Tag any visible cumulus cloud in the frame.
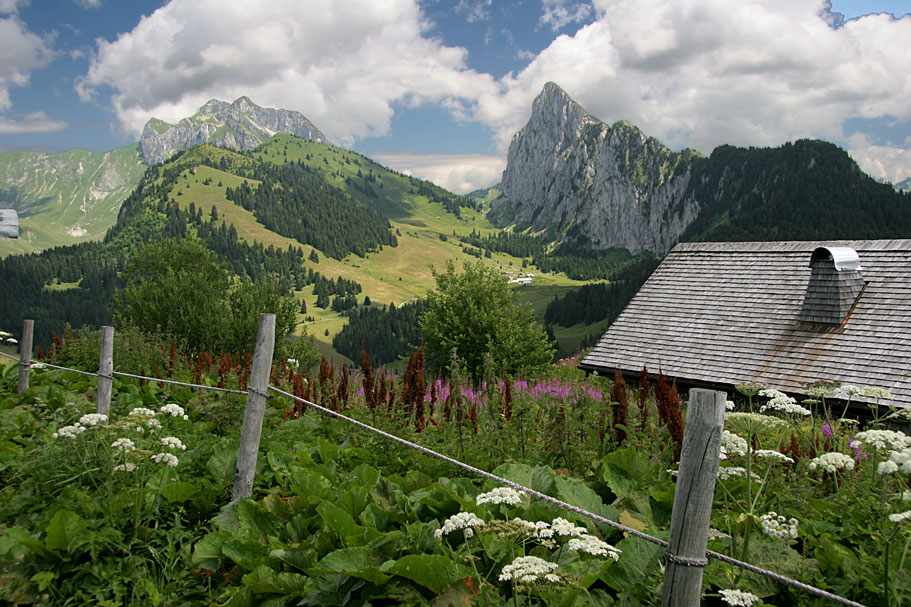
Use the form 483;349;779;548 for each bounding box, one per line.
475;0;911;166
77;0;498;146
539;0;594;32
0;111;68;134
0;16;55;112
371;152;504;193
846;133;911;185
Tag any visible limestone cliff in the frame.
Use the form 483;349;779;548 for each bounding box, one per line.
492;83;702;255
139;96;329;166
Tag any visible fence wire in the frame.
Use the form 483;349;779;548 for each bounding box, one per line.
268;385;868;607
0;350;871;606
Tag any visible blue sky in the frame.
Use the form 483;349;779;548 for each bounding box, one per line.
1;0;910;193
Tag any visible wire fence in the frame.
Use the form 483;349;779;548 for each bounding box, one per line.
1;340;868;607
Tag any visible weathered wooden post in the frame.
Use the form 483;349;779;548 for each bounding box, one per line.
661;388;726;607
232;313;276;501
96;326;114;416
16;319;33;394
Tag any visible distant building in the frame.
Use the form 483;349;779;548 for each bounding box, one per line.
581;240;911;409
0;209;19;238
508;277;533;286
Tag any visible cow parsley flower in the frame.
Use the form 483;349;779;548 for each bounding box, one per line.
159;403;188;419
719;589;761;606
725;400;736;411
755;450;793;463
567;535;621;560
129;407;156;417
111;438;135;452
52;423;85;439
877;448;911;475
435;512;486;539
151;452;179;467
888;511;911;523
854;430;911;451
717;467;762;482
476;487;526;506
760;512;798;539
721;431;747;459
498;556;560;583
758;389;811;416
551;517;588;537
114;463;137;472
861;386;893;400
145;418;162;431
725;412;786;428
160;436;186;451
808;452;855;473
79;413;108;426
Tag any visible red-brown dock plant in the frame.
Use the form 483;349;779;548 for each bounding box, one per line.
654;370;684;461
636;365;651;432
360;349;377;420
611;369;629;445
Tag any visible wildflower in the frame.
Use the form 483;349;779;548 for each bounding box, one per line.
861;386;893;400
111;438;135;452
725;412;786;428
145;418;162;431
435;512;486;539
725;400;736;411
758;389;811;416
719;589;761;606
877;448;911;475
735;382;765;397
754;450;794;463
498;556;560;583
888;511;911;523
32;362;46;369
129;407;156;417
759;512;798;540
52;423;85;439
5;338;17;344
900;491;911;501
114;463;137;472
159;403;188;420
717;467;762;482
834;385;863;399
287;358;299;367
79;413;108;426
151;452;179;467
808;452;855;473
551;517;588;537
567;535;621;560
720;430;747;459
0;330;11;338
822;424;834;438
708;528;731;541
160;436;187;451
854;429;911;451
476;487;526;506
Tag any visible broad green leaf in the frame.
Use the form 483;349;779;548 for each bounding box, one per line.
270;548;317;573
553;475;618;523
352;463;380;487
238;499;283;539
261;494;311;520
44;509;87;552
246;572;309;594
290;468;332;501
206;446;237;487
161;481;198;503
317;501;365;546
388;554;473;594
601;448;662;501
600;536;662;592
222;538;269;571
431;577;481;607
309;547;391;585
191;530;231;570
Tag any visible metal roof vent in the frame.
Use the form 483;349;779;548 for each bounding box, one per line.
798;246;864;326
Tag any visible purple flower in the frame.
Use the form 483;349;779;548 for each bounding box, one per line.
822;424;834;438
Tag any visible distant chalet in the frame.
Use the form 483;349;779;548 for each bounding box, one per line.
580;240;911;409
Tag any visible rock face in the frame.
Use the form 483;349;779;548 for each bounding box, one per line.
139;96;330;166
492;83;701;256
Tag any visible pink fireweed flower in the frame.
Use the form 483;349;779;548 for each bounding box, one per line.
822;424;834;438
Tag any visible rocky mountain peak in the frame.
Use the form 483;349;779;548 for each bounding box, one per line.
492;83;700;256
139;97;330;166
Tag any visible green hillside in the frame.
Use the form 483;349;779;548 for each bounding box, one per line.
0;136;590;362
0;145;145;257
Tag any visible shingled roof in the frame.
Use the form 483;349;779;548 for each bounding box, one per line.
580;240;911;408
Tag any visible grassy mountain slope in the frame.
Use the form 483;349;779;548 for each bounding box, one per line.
0;145;145;257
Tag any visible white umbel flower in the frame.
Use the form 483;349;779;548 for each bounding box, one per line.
159;403;188;419
476;487;526;506
721;431;747;459
808;452;855;474
878;448;911;475
52;423;85;439
889;511;911;523
111;437;135;452
113;463;137;472
551;517;588;537
754;450;793;463
160;436;187;451
759;512;798;540
129;407;157;417
855;430;911;451
719;589;761;606
151;452;179;467
498;556;560;583
79;413;108;426
567;535;621;560
434;512;486;538
758;389;811;416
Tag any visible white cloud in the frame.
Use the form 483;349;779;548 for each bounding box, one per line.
0;111;68;134
539;0;593;32
0;17;55;112
846;133;911;184
0;0;27;15
371;152;504;193
77;0;498;146
456;0;492;23
74;0;102;8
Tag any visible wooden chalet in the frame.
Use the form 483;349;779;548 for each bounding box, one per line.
580;240;911;408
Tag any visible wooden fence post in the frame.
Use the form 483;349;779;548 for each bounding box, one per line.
661;388;726;607
16;319;33;394
232;313;276;501
96;326;114;416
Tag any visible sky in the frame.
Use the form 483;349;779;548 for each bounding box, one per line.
1;0;910;194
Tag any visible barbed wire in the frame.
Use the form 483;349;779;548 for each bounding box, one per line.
267;385;867;607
